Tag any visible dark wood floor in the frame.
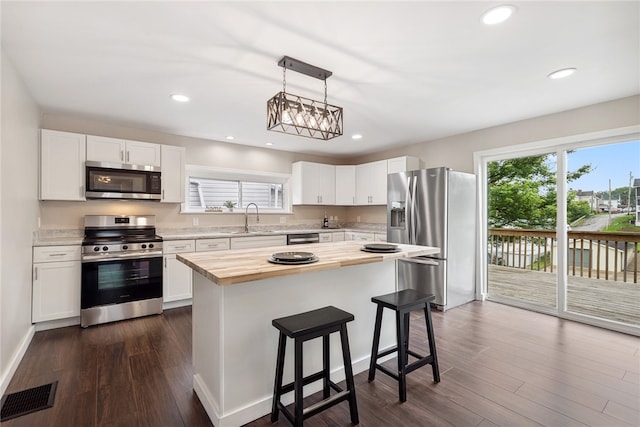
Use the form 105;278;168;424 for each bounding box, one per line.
3;301;639;427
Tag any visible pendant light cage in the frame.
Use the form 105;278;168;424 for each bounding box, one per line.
267;56;343;141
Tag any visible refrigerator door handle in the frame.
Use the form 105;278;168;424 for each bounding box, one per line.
402;257;440;266
406;175;413;244
411;175;418;244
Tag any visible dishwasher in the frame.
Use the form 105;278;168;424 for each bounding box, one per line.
286;233;320;245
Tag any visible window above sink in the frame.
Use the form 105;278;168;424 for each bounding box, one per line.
182;165;292;214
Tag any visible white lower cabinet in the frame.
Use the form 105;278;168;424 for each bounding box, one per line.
196;238;230;252
319;233;333;243
374;233;388;242
163;240;196;303
230;235;287;249
32;245;81;322
345;231;375;241
332;232;345;242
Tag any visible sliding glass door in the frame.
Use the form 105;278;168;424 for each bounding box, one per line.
565;141;640;327
487;153;558;311
478;130;640;335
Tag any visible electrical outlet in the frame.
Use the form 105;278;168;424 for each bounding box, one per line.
356;216;361;222
193;216;199;226
280;216;286;224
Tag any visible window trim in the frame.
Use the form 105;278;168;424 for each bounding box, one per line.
181;164;292;213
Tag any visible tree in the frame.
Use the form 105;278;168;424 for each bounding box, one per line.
488;154;592;229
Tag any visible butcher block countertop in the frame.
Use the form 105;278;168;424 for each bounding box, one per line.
177;240;439;286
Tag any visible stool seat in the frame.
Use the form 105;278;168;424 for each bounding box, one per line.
371;289;435;310
368;289;440;402
273;306;354;339
271;306;359;426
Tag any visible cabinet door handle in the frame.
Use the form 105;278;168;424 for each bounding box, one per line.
164;258;167;268
162;190;165;200
48;253;66;257
121;150;125;162
34;267;38;281
126;151;130;163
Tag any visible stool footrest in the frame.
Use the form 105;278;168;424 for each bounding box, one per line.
405;355;434;375
375;363;400;381
278;389;351;425
279;370;327;395
304;390;351;419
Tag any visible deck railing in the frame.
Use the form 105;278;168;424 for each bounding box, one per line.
488;228;640;284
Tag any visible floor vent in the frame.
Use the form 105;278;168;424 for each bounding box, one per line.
0;381;58;421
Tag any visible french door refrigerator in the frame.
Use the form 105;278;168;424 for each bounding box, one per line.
388;167;476;310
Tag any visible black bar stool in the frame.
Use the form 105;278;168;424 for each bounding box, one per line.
368;289;440;402
271;306;359;426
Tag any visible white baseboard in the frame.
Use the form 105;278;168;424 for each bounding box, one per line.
0;324;35;396
34;316;80;331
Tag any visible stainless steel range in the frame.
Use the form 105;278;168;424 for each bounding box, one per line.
81;215;163;327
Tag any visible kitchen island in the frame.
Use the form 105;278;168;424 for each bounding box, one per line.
177;240;439;427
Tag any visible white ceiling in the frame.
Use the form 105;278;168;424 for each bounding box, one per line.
2;1;638;158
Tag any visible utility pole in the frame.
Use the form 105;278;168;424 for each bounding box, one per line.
608;179;612;226
627;171;633;214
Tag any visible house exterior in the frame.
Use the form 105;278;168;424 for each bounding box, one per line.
574;190;601;212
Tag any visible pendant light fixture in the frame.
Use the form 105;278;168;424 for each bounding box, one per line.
267;56;343;141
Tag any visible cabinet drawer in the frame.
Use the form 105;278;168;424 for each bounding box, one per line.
196;238;230;252
319;233;333;243
230;235;287;250
332;232;345;242
374;233;387;242
163;240;196;254
33;245;81;263
348;232;375;241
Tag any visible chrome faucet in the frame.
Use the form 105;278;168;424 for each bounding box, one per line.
244;203;259;233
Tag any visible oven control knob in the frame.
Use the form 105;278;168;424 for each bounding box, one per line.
102;246;109;251
122;245;128;250
148;243;154;249
93;246;100;252
141;244;147;249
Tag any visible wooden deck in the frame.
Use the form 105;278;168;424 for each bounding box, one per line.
488;265;640;326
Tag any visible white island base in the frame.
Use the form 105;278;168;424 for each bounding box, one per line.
191;261;398;427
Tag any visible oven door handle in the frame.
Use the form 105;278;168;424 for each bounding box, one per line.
81;251;163;263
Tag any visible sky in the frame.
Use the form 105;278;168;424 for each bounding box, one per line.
567;140;640;193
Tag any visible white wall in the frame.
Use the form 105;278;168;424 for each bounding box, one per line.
345;95;640;224
0;50;41;394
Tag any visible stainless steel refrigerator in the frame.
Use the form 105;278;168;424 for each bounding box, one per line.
388;167;476;310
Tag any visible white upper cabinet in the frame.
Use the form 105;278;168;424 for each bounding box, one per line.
126;140;161;166
40;130;86;201
292;161;336;205
86;135;161;166
356;160;387;205
160;144;185;203
335;165;356;205
387;156;420;174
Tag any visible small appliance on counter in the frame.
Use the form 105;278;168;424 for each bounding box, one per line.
80;215;163;327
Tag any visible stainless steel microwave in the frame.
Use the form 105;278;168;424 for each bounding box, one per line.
85;161;161;200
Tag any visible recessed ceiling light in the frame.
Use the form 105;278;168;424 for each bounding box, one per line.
547;68;577;79
265;142;273;146
225;135;235;140
352;134;363;140
170;94;190;102
482;5;516;25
